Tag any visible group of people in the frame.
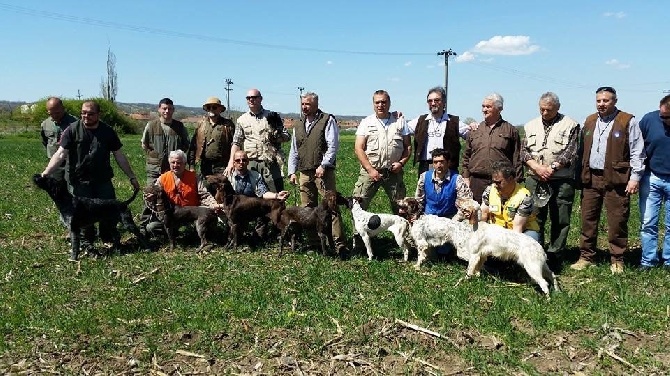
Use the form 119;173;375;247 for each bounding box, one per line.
37;87;670;273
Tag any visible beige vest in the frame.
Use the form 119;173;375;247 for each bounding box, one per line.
360;114;405;170
236;111;283;162
523;114;578;179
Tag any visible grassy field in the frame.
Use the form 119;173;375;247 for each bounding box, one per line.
1;133;669;375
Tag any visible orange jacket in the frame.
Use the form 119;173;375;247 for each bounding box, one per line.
158;170;199;207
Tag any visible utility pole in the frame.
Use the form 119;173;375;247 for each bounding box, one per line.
76;90;82;100
224;78;234;112
437;48;457;114
297;86;305;116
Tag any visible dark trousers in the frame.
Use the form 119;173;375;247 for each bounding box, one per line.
525;177;577;254
469;175;492;204
579;173;630;263
249;159;284;193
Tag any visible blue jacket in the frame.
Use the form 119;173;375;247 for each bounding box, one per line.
424;169;458;217
640;110;670;175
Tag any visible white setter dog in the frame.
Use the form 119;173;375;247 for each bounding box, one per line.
348;197;411;261
465;221;559;296
397;197;477;268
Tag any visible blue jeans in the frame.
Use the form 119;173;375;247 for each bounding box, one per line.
639;171;670;266
524;230;540;243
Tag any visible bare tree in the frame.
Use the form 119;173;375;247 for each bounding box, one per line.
100;47;118;102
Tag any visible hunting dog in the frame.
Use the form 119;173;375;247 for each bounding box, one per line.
206;174;284;248
274;190;340;256
397;196;478;268
345;197;411;261
143;184;217;252
33;174;149;260
465;221;559;296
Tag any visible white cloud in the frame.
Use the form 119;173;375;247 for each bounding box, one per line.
404;61;412;67
605;58;630;69
455;51;476;63
472;35;540;55
326;60;333;65
603;11;626;18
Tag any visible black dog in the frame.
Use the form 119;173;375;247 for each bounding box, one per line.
33;174;150;260
143;184;217;252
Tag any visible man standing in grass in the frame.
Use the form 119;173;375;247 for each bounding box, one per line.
140;97;189;229
188;97;235;183
287;91;348;257
521;92;580;269
461;93;522;203
227;89;290;193
408;86;473;176
571;86;645;274
40;100;141;254
638;94;670;270
40;97;78;182
352;90;411;214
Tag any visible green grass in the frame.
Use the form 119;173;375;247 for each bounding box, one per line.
1;135;669;374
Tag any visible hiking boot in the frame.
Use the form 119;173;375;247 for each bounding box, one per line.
610;261;624;274
570;258;593;271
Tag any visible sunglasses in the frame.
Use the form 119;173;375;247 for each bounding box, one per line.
204;104;220;110
246;95;260;100
596;86;617;95
234;158;249;162
427;98;443;103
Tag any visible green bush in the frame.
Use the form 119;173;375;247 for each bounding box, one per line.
20;97;141;135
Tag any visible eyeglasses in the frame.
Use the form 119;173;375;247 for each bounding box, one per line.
245;95;260;100
596;86;617;95
80;111;98;116
234;158;249;162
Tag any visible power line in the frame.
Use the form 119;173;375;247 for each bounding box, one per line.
0;3;432;56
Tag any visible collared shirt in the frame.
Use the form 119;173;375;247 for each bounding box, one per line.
415;170;473;211
407;113;470;161
230;169;268;197
588;109;645;181
520;113;580;167
287;112;339;175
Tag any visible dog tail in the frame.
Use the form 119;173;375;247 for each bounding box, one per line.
122;187;140;207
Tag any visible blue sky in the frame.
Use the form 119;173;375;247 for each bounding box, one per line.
0;1;667;124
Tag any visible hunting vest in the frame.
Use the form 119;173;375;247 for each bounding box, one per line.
412;113;460;170
488;184;540;232
143;119;189;173
361;114;405;170
65;120;114;185
159;170;199;207
524;114;579;179
424;169;458;217
236;110;284;163
191;116;235;164
294;111;333;171
581;111;634;186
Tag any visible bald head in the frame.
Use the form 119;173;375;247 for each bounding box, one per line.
46;97;65;122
